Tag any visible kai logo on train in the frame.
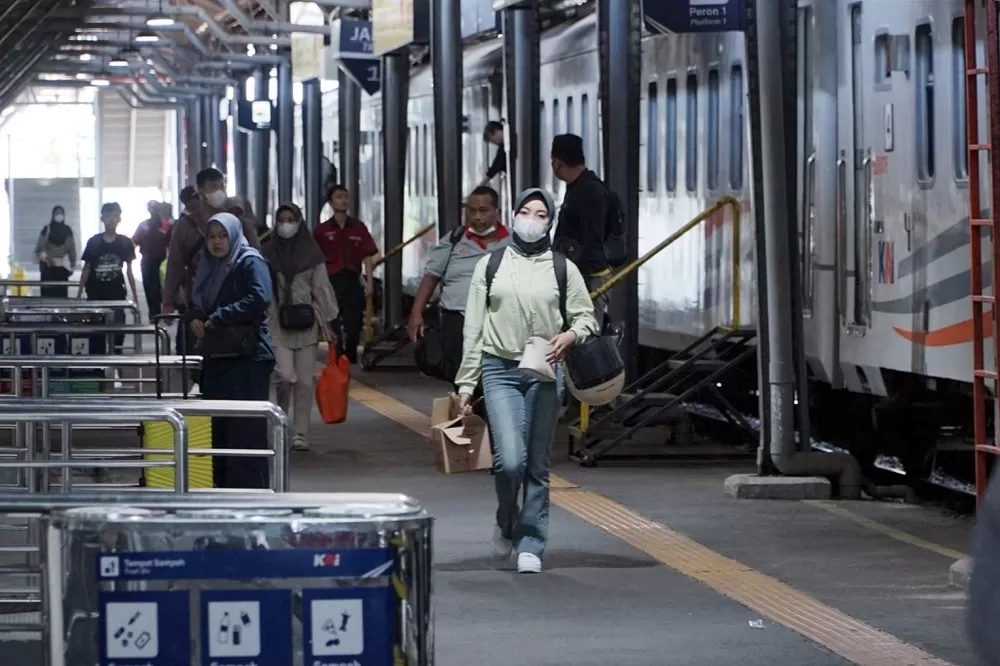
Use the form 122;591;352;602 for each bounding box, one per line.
314;553;341;568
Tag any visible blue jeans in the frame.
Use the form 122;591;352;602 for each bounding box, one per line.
481;354;563;557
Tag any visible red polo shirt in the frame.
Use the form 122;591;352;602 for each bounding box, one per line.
314;217;379;275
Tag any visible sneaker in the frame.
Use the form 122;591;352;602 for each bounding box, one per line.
517;552;542;574
291;436;310;452
491;526;512;560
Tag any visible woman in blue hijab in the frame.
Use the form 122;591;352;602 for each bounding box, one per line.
189;212;276;489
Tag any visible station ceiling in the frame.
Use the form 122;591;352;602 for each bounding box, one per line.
0;0;349;111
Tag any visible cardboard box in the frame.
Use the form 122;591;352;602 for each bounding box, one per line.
431;416;492;474
431;393;462;427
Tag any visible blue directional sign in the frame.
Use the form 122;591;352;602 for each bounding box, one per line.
302;586;395;666
96;548;395;582
338;19;381;96
643;0;746;34
200;589;293;666
98;590;190;666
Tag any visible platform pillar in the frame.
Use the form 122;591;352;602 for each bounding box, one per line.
598;0;641;381
302;78;323;229
381;54;410;331
338;68;361;216
276;58;295;204
250;66;271;224
502;2;540;199
186;97;204;178
206;93;224;169
233;77;250;200
431;0;463;235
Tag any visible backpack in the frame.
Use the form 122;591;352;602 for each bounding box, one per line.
599;181;628;268
485;248;568;332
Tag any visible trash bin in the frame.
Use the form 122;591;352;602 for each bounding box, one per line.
44;494;433;666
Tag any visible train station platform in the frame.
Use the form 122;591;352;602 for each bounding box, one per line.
282;365;978;666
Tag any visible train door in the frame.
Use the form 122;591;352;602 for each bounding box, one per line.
836;0;877;392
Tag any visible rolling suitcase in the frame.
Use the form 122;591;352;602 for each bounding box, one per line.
140;314;214;489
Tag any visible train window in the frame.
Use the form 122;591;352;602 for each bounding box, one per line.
953;17;968;180
707;70;720;191
874;33;891;86
566;96;575;134
730;66;744;191
666;78;678;193
915;23;935;182
647;81;659;193
580;94;589;154
685;73;699;192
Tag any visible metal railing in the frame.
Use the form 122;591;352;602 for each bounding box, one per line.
0;354;200;398
0;280;78;297
579;196;744;431
0;324;170;355
0;298;141;325
14;396;292;494
0;403;189;636
363;223;436;345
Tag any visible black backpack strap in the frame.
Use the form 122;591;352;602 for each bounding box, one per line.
484;248;506;309
553;251;569;332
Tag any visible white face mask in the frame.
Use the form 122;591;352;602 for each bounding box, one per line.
205;190;227;209
277;222;299;239
468;224;496;237
52;214;65;223
513;215;548;243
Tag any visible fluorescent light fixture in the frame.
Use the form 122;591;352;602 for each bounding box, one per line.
108;57;128;67
75;73;92;80
91;79;110;87
146;14;174;27
135;31;159;43
79;53;93;61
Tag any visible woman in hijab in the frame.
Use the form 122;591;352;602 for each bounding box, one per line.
189;212;275;489
34;205;77;297
263;203;339;452
455;188;599;574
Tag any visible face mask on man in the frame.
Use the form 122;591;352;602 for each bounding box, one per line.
53;213;65;223
204;190;227;209
512;216;548;243
277;222;299;239
468;224;496;237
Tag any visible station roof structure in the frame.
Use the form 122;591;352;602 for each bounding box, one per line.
0;0;372;111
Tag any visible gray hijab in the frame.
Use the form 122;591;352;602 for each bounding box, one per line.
511;187;556;256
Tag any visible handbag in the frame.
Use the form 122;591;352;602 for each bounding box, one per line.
277;274;316;331
414;322;458;382
196;324;258;359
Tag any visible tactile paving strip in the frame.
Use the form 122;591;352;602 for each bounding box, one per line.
552;489;956;666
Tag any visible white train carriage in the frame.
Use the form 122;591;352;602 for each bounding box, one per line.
299;0;993;422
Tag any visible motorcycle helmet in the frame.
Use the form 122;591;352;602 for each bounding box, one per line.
564;335;625;406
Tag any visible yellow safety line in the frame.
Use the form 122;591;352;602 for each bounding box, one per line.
347;380;957;666
554;491;955;666
804;500;968;561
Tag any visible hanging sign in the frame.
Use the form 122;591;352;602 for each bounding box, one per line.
332;19;382;96
643;0;746;34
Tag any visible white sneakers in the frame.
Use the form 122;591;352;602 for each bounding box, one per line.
492;526;512;560
491;527;543;573
291;435;309;452
517;552;542;574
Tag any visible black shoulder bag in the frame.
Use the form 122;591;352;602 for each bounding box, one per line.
277;272;316;331
195;265;259;360
414;228;465;382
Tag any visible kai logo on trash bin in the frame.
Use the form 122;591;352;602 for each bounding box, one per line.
314;553;341;568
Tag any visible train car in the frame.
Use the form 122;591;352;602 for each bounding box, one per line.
296;0;995;486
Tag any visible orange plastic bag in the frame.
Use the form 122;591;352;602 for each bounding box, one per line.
316;346;350;424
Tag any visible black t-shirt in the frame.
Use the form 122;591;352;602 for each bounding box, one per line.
553;169;610;275
82;233;134;300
